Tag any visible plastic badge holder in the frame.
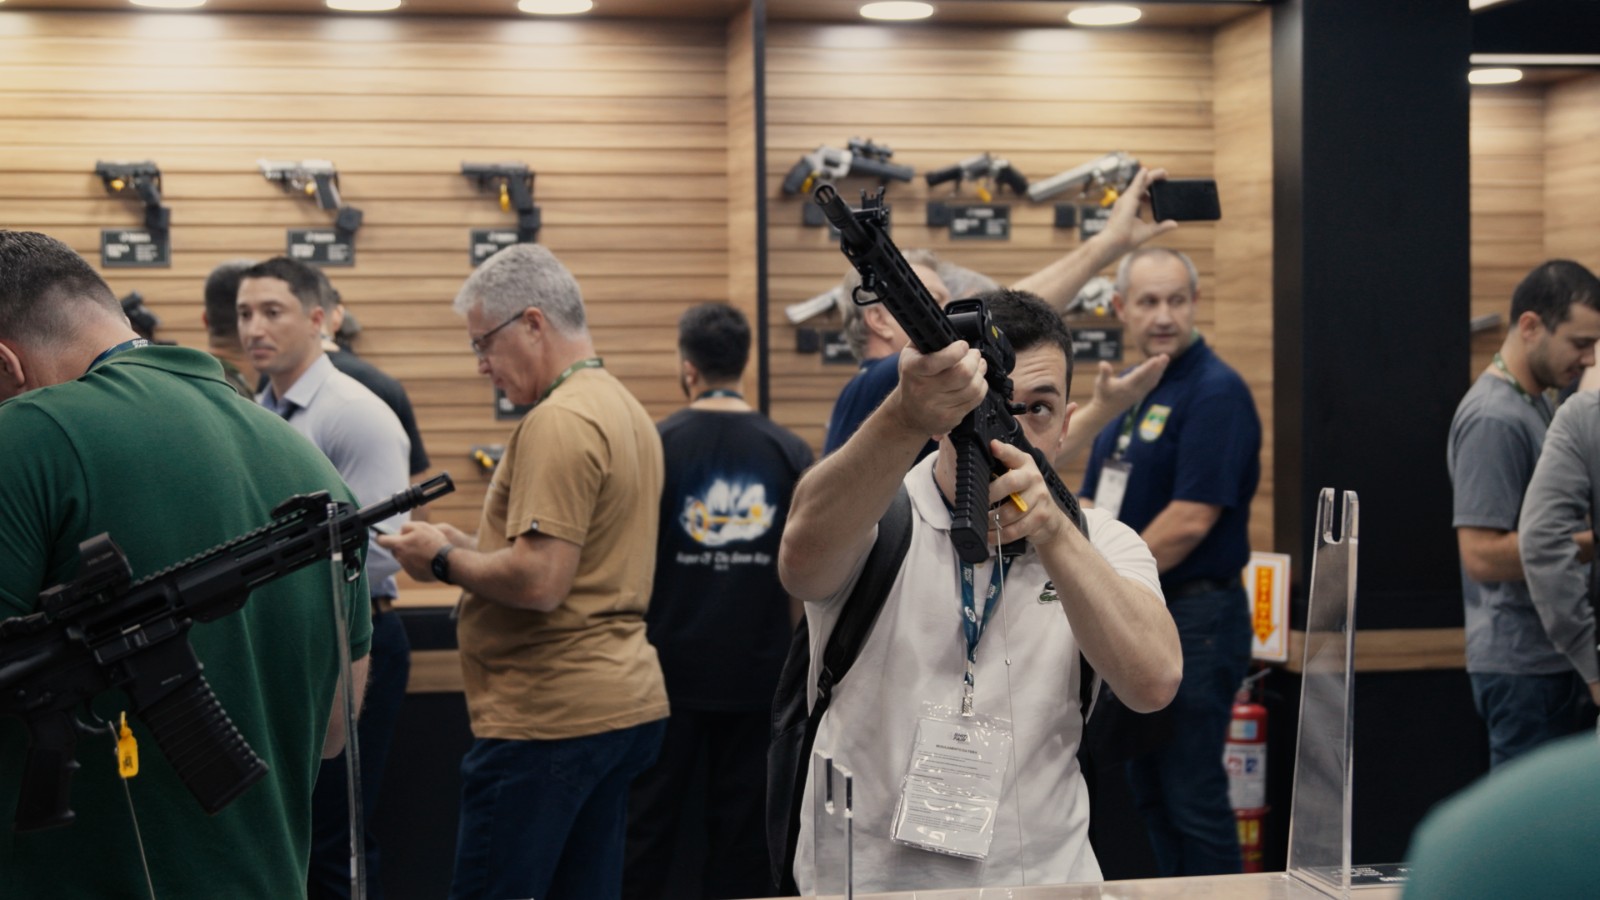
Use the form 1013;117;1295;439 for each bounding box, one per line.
890;703;1014;862
1286;489;1360;898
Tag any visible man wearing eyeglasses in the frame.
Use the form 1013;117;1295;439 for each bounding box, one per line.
380;243;668;900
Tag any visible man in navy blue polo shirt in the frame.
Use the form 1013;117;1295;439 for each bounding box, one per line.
1080;247;1261;877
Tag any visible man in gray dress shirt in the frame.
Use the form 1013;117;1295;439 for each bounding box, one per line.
237;256;412;899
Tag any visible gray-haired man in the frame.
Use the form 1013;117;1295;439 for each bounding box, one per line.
380;243;668;900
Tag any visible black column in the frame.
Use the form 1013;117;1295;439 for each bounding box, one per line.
1268;0;1483;868
1273;0;1471;624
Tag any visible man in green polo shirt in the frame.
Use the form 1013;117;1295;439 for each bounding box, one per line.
0;230;371;898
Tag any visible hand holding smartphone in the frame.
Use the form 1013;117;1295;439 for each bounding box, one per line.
1148;178;1221;222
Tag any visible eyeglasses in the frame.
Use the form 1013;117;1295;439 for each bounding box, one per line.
469;309;528;359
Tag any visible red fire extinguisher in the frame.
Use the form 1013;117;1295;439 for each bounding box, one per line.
1225;669;1269;872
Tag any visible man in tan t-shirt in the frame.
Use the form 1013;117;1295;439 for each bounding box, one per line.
382;243;667;900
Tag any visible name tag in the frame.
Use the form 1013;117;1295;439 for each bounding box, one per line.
1095;460;1132;519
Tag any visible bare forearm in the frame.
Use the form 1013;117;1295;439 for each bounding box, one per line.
1459;528;1525;583
451;546;565;612
322;656;370;759
1142;503;1219;573
1012;231;1128;311
1038;529;1180;712
780;396;927;601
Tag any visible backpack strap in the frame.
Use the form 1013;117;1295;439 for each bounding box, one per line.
812;485;914;717
773;485;913;892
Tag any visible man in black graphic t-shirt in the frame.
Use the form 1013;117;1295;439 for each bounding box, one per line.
623;303;812;900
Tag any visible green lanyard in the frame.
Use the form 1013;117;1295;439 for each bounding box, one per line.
1113;404;1141;461
695;389;742;401
1491;353;1552;425
539;357;604;404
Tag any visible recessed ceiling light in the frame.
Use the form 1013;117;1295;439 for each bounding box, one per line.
327;0;401;9
1067;5;1142;27
129;0;208;8
1468;67;1523;85
517;0;594;14
860;2;934;21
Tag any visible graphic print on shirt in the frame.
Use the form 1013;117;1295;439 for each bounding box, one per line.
679;477;776;548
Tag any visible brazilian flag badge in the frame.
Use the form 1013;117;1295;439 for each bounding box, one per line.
1138;405;1171;442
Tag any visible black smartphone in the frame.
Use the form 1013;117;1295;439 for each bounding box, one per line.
1149;178;1221;221
370;522;398;537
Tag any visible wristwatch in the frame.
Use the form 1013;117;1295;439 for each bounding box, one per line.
430;545;455;585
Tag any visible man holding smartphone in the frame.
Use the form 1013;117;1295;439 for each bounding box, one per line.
237;256;413;899
1079;247;1261;877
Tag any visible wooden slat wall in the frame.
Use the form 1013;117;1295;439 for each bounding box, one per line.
1469;84;1545;378
1545;73;1600;270
0;11;732;550
1212;10;1274;557
763;22;1219;504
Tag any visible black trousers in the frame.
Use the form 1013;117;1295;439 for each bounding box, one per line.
623;707;775;900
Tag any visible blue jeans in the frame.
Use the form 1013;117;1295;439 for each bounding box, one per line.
309;608;411;900
1126;584;1252;876
450;719;667;900
1470;670;1597;769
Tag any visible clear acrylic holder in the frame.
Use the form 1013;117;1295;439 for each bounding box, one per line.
810;750;855;899
1286;489;1359;898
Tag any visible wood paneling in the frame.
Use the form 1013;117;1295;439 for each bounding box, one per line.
762;20;1267;546
1470;85;1545;379
1545;73;1600;270
1213;9;1275;558
0;11;731;604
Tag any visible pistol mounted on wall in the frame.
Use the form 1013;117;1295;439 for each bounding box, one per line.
461;162;541;244
257;159;364;236
95;161;171;235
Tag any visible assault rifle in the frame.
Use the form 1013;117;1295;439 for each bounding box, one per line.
461;162;541;243
781;138;915;196
95;161;171;233
924;152;1029;203
814;184;1087;563
0;474;455;832
1026;150;1140;205
257;158;364;234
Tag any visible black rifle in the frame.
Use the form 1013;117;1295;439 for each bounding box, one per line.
781;138;915;196
461;162;541;243
0;474;455;832
814;184;1087;563
924;152;1029;202
95;161;171;233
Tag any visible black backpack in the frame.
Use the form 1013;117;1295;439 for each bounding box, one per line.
764;487;1171;893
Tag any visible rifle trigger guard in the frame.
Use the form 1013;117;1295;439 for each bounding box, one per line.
74;705;113;740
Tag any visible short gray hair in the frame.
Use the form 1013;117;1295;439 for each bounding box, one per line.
1114;247;1199;297
835;249;992;361
453;243;588;335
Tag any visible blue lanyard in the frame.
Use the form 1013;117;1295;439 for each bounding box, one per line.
958;555;1012;714
86;338;149;374
695;388;742;401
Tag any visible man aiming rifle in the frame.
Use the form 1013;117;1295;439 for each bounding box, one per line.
775;188;1179;893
